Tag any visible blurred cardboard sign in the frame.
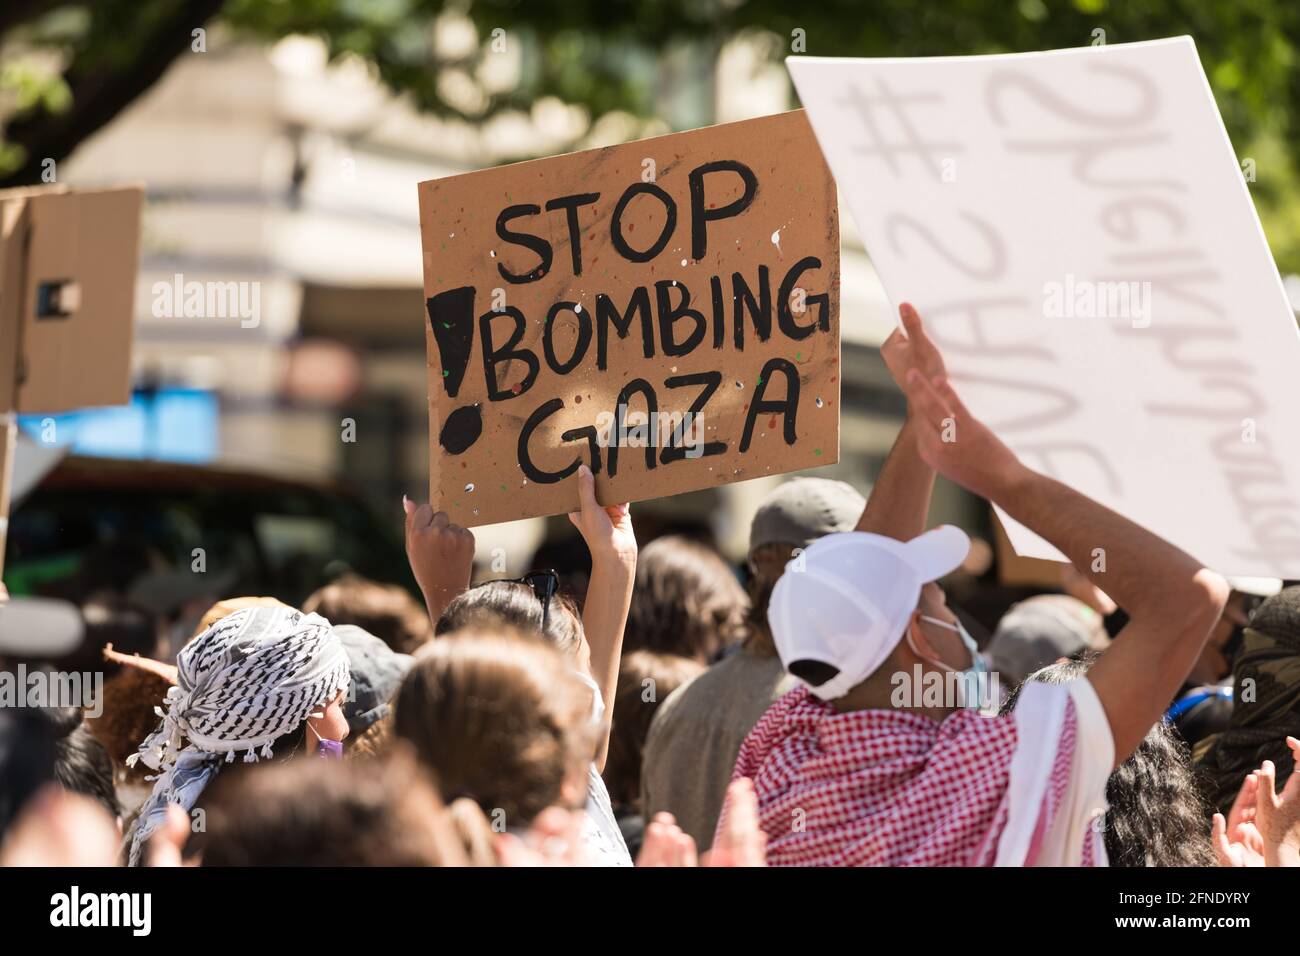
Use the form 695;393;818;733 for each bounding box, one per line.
417;110;839;526
0;185;143;414
991;509;1064;589
790;38;1300;577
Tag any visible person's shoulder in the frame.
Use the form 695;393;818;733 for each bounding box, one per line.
997;678;1113;765
641;667;706;755
654;648;769;713
704;646;790;691
646;651;797;755
649;666;706;724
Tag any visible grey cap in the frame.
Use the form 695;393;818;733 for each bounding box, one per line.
334;624;413;735
988;595;1109;687
749;477;867;553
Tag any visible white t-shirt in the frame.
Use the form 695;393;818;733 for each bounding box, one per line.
997;678;1114;866
583;764;633;866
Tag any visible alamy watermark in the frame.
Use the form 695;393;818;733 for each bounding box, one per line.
50;886;150;936
0;665;103;718
1042;273;1151;329
890;665;1001;716
594;408;705;458
151;273;260;328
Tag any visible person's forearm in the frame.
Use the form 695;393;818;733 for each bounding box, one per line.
856;417;936;541
988;462;1213;621
404;502;476;628
419;577;468;627
582;549;635;771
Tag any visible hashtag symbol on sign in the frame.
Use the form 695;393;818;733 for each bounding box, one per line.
836;77;962;180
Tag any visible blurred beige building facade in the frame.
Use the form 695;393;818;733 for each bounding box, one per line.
59;27;976;563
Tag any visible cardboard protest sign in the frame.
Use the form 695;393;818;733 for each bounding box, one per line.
0;185;144;414
0;184;142;575
789;38;1300;577
417;110;839;526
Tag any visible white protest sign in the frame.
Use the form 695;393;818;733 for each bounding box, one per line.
788;37;1300;577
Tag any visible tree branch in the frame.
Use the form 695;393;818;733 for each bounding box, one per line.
0;0;227;188
0;0;64;38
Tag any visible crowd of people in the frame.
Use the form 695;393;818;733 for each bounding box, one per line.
3;304;1300;868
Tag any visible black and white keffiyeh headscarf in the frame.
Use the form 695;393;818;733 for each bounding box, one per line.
126;605;350;866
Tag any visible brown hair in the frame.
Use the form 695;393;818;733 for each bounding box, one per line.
347;712;393;760
393;630;594;827
436;581;583;657
603;650;705;808
303;574;433;655
199;750;479;866
624;536;749;663
195;597;285;638
84;667;175;784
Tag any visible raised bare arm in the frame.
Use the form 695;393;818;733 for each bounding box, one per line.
900;327;1227;765
856;303;939;541
568;464;637;772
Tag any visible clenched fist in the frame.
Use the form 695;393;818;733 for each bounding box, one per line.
403;497;475;624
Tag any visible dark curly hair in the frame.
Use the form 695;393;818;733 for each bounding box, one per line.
1003;653;1215;867
85;667;175;785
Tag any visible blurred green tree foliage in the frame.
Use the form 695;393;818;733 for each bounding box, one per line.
2;0;1298;268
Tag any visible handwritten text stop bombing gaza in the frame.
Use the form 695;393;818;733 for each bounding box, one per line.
426;159;832;484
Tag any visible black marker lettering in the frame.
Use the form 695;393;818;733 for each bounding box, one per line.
689;160;758;261
545;193;600;276
777;257;829;339
495;204;552;284
654;280;706;357
543;301;593;375
426;286;476;397
518;399;580;483
596;287;654;369
741;358;799;452
610;183;676;263
607;379;658;478
480;307;540;401
732;267;771;350
661;371;726;464
560;424;603;475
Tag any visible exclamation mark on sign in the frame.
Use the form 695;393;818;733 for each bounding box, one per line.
425;286;476;398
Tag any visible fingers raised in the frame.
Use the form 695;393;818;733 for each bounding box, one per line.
1228;771;1258;829
900;303;943;371
575;462;598;512
903;368;954;427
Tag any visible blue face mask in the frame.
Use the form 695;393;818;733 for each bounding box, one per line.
917;614;989;709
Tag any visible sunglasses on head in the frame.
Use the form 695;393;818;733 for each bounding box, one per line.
473;569;560;632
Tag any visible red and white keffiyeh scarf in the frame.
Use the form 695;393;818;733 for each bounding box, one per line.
722;684;1101;867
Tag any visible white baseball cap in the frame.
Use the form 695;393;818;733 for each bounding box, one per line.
768;526;971;700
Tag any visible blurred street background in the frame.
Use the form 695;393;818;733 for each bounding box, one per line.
3;0;1299;623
